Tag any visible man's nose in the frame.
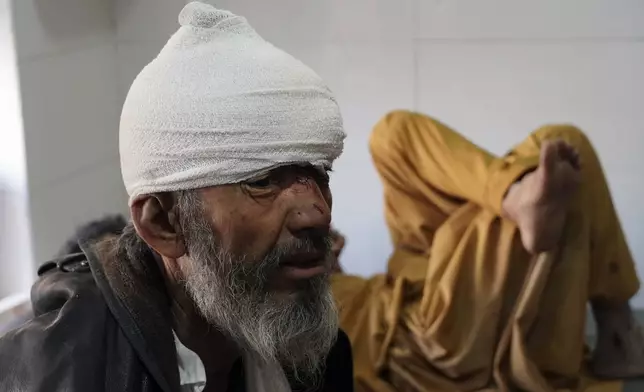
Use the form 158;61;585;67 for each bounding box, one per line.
284;178;331;236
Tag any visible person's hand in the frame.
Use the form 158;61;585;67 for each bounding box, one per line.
329;229;345;273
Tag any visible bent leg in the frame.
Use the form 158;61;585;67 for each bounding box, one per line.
338;114;639;391
494;124;640;388
369;110;537;280
518;126;642;379
375;121;637;391
335;110;536;391
510;124;639;303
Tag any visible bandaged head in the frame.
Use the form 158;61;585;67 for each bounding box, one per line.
119;1;345;203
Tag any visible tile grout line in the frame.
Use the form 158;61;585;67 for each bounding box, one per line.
411;36;644;45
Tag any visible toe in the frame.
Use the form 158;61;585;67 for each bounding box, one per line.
557;141;581;170
539;140;560;177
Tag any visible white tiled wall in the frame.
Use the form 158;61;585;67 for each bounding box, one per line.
12;0;113;60
411;1;644;307
13;0;644;304
415;0;644;39
114;0;185;102
12;0;127;263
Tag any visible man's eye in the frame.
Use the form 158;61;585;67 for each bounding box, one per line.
245;177;272;188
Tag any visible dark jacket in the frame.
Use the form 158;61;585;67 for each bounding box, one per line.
0;240;354;392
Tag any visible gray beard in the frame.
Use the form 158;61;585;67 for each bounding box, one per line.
175;193;339;382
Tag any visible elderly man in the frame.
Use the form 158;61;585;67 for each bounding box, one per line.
0;3;353;392
332;111;643;392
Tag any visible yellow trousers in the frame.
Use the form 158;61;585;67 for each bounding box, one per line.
331;111;639;392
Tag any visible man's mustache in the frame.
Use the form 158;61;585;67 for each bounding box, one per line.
274;232;333;262
243;231;333;278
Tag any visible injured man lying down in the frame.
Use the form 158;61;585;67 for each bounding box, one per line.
331;112;644;392
0;4;642;392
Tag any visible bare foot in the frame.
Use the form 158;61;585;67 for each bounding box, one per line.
502;139;581;254
591;301;644;379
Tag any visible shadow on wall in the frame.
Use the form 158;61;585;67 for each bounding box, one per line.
29;0;113;40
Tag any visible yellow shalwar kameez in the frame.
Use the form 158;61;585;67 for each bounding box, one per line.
331;110;639;392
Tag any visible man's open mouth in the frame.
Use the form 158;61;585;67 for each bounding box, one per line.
279;253;328;279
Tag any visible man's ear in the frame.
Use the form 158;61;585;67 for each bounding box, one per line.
130;193;186;258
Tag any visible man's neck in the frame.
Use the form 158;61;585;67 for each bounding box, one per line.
170;292;242;387
159;255;242;387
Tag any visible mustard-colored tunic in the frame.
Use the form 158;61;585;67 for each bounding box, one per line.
332;111;638;392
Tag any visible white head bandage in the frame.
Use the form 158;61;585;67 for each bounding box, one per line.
119;2;345;204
